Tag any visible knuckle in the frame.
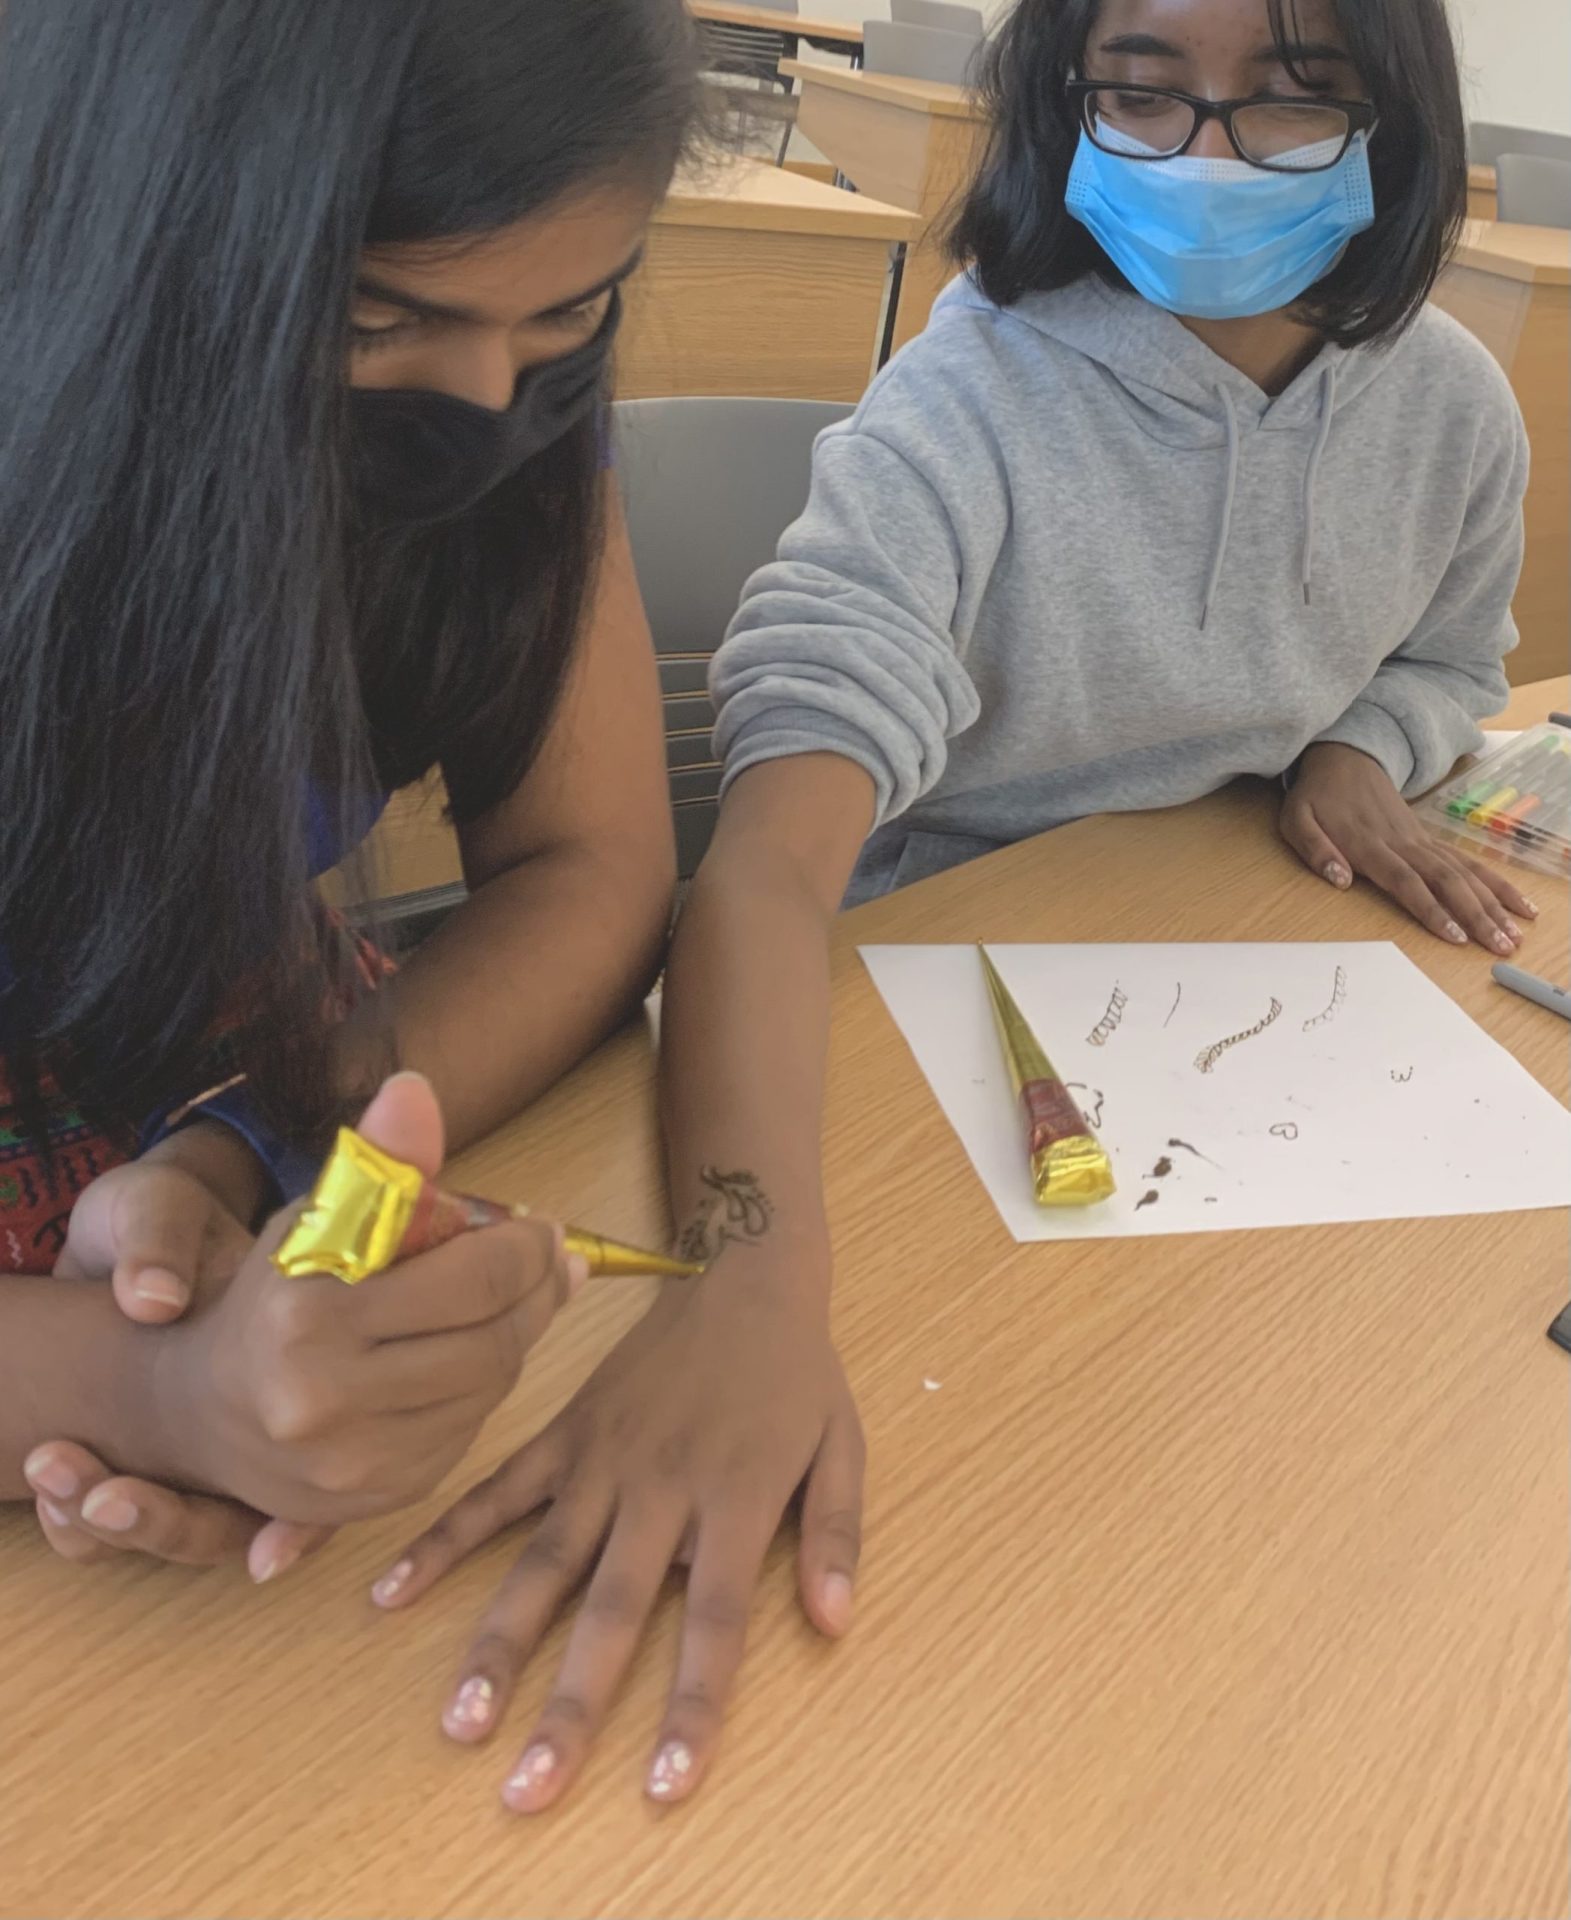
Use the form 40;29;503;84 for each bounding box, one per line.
650;1431;692;1482
304;1447;373;1499
261;1283;321;1355
259;1382;327;1445
511;1523;578;1582
814;1505;864;1557
666;1684;723;1728
685;1587;750;1637
540;1692;592;1734
477;1238;524;1319
580;1572;645;1628
467;1629;526;1674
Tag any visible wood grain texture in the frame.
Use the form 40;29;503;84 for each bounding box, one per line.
1468;165;1499;224
6;686;1567;1919
785;63;986;351
620;222;896;402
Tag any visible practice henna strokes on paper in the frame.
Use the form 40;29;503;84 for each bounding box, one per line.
675;1166;775;1264
1303;966;1348;1032
1086;986;1128;1048
1194;998;1283;1074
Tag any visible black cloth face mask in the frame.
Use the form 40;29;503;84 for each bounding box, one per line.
348;291;621;531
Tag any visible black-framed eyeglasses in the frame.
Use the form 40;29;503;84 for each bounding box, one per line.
1067;81;1377;173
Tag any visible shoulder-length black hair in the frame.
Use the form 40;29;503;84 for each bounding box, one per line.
0;0;699;1156
950;0;1468;345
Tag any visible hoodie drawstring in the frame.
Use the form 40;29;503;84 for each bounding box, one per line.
1201;363;1339;629
1200;386;1240;632
1301;362;1337;608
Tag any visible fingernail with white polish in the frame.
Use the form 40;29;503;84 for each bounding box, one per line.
39;1498;72;1529
1445;922;1467;945
647;1740;695;1801
371;1559;414;1607
502;1742;559;1811
820;1571;855;1635
24;1451;78;1501
1494;931;1515;955
1522;898;1541;918
132;1268;188;1311
1504;920;1522;940
250;1539;303;1586
81;1489;138;1533
1324;862;1351;889
444;1676;496;1736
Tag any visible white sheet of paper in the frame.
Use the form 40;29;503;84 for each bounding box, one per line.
859;942;1571;1240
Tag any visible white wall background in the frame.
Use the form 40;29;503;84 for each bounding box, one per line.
791;0;1571;140
1448;0;1571;136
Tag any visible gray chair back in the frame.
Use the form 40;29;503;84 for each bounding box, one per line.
891;0;985;34
615;396;855;878
861;18;982;84
1495;151;1571;230
1469;121;1571;168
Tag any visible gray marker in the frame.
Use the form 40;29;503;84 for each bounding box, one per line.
1492;962;1571;1022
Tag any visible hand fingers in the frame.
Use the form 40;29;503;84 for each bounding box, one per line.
1280;799;1352;891
1361;848;1470;946
1423;859;1521;955
1466;858;1540;923
248;1520;336;1585
23;1439;117;1510
104;1169;214;1322
36;1496;115;1564
350;1222;571;1343
433;1489;614;1765
797;1410;866;1641
498;1503;687;1813
370;1431;570;1610
642;1505;778;1808
357;1071;446;1179
70;1477;264;1567
361;1295;560;1416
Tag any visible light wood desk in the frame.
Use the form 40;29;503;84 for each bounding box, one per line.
1433;221;1570;687
691;1;863;57
7;684;1567;1919
1468;162;1499;223
621;154;915;403
780;58;987;353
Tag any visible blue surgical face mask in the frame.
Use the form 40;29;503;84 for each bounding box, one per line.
1065;122;1376;321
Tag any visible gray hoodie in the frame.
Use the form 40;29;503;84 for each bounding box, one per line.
711;275;1528;901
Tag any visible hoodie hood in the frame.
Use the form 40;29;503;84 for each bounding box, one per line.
934;274;1402;625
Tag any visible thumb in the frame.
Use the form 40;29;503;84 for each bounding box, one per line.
356;1070;446;1179
1281;798;1353;892
107;1171;216;1323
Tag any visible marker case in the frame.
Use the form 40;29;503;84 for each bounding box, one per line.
1423;722;1571;879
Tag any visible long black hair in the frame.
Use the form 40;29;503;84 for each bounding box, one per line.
950;0;1468;344
0;0;699;1157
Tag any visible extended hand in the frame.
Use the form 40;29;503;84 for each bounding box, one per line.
371;1249;865;1811
1281;742;1536;951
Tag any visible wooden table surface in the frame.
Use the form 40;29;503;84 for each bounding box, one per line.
1454;216;1571;287
779;54;981;119
659;153;915;241
691;1;863;50
4;682;1567;1920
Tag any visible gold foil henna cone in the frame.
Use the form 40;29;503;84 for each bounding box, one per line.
274;1128;704;1282
978;947;1115;1208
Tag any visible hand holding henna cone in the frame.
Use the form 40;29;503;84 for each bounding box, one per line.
273;1130;704;1284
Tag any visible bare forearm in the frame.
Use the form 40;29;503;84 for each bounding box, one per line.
0;1281;178;1500
659;758;874;1272
346;845;671;1156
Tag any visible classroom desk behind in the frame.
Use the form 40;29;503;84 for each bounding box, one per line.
1432;220;1571;687
780;58;986;354
620;155;914;403
7;686;1567;1919
1468;162;1499;222
690;0;863;57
